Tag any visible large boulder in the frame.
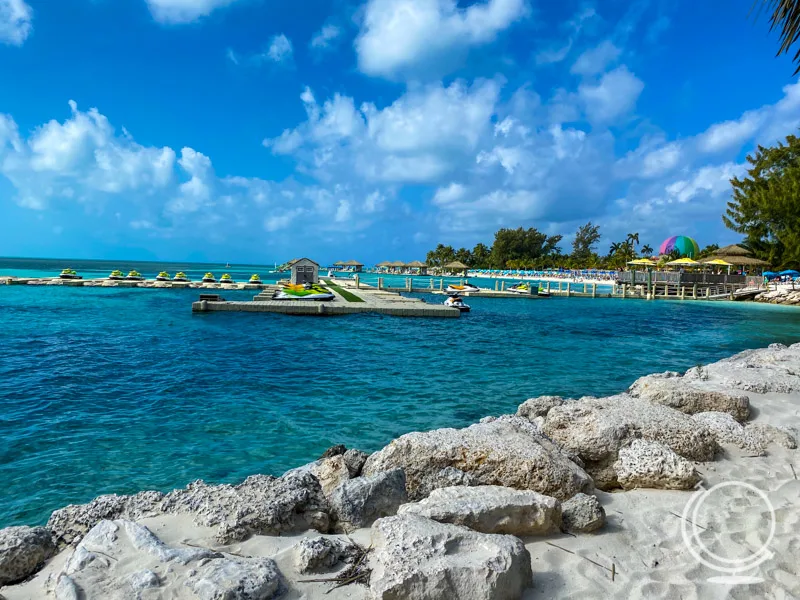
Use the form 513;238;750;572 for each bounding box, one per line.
285;455;351;497
49;471;330;547
745;422;797;450
370;514;532;600
612;440;701;490
363;416;593;500
542;394;717;489
329;468;407;531
628;374;750;422
398;485;561;536
54;520;285;600
561;493;605;533
415;467;478;498
516;396;564;420
0;526;56;585
343;449;369;478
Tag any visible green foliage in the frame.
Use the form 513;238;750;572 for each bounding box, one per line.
471;243;491;268
426;244;456;268
696;244;720;259
571;222;602;267
489;227;563;269
724;134;800;268
641;244;654;256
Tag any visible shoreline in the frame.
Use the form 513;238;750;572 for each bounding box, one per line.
1;344;799;598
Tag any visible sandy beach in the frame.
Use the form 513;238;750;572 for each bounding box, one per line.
2;344;799;599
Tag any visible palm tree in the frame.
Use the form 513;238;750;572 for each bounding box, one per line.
641;244;653;256
609;242;622;256
760;0;800;73
626;232;640;249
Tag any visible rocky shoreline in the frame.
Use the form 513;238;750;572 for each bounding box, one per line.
2;344;800;598
755;286;800;305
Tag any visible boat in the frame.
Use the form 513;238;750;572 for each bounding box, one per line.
59;268;81;280
155;271;170;282
125;270;144;281
108;270;125;280
202;273;216;283
508;282;535;294
249;274;263;284
173;272;190;282
444;294;471;312
273;283;335;301
220;274;234;284
538;289;551;298
444;282;480;294
225;262;231;268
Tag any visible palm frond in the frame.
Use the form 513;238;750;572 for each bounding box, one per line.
758;0;800;74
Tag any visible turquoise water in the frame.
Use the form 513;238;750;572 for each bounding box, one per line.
2;258;800;528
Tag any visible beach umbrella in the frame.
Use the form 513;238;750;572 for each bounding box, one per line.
665;257;700;267
627;258;656;266
659;235;700;258
763;271;778;278
701;258;733;266
779;269;800;276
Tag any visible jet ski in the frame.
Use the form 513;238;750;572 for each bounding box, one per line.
444;282;480;294
202;273;217;283
273;283;335;301
125;270;144;281
538;288;551;297
108;270;125;280
444;294;470;312
155;271;170;282
249;274;263;284
220;274;235;284
173;272;190;282
59;268;81;280
508;282;535;294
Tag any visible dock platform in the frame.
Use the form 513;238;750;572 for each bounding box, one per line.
192;286;460;318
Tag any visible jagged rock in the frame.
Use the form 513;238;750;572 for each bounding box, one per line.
363;416;593;500
416;467;478;498
628;374;750;422
370;514;532;600
0;526;56;585
745;422;798;450
329;468;407;531
320;445;347;459
287;455;351;497
517;396;564;419
561;493;605;533
691;412;765;454
542;394;716;489
343;449;369;478
293;536;360;573
399;485;561;536
54;520;285;600
51;471;330;547
48;491;164;546
613;440;701;490
161;471;330;543
684;344;800;394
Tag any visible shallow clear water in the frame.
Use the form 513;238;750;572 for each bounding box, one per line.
2;258;800;527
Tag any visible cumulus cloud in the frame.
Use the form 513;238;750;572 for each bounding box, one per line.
145;0;240;24
571;40;621;76
578;66;644;124
0;0;31;45
355;0;527;79
266;34;293;63
311;24;342;50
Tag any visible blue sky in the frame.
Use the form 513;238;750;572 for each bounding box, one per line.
0;0;798;264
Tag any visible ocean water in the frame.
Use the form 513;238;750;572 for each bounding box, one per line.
2;258;800;528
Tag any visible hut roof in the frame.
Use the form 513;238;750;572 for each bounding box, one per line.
444;261;469;269
375;261;392;267
342;260;364;266
405;260;427;267
286;258;300;266
714;254;769;266
390;261;406;267
714;244;751;257
291;258;318;266
333;261;345;265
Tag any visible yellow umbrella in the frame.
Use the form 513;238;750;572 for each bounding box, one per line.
666;257;700;266
627;258;657;266
701;258;733;266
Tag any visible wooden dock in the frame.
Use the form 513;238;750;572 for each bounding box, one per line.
192;285;460;318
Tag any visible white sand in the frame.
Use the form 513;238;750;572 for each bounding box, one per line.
3;381;799;599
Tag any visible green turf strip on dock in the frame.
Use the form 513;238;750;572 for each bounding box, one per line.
323;280;365;302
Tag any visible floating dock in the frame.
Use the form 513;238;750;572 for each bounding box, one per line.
0;276;269;290
191;285;460;318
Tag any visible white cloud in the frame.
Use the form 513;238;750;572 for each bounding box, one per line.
311;24;342;50
665;162;744;204
571;40;621;76
0;0;32;45
265;208;304;232
334;199;352;222
578;66;644;123
535;6;596;66
266;34;293;63
355;0;527;79
145;0;239;24
432;182;466;206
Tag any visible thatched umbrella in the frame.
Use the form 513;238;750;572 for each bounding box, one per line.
713;244;751;257
405;260;428;274
444;260;469;274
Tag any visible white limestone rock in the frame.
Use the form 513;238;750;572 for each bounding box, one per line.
613;439;701;490
54;520;285;600
628;374;750;422
369;514;532;600
0;526;56;585
745;422;798;450
691;412;765;455
560;493;605;533
516;395;564;420
343;449;369;477
398;485;561;536
363;416;593;501
542;394;716;489
293;536;359;573
286;455;351;498
329;468;408;531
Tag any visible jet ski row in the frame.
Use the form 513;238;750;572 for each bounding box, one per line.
59;269;265;284
444;280;550;297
